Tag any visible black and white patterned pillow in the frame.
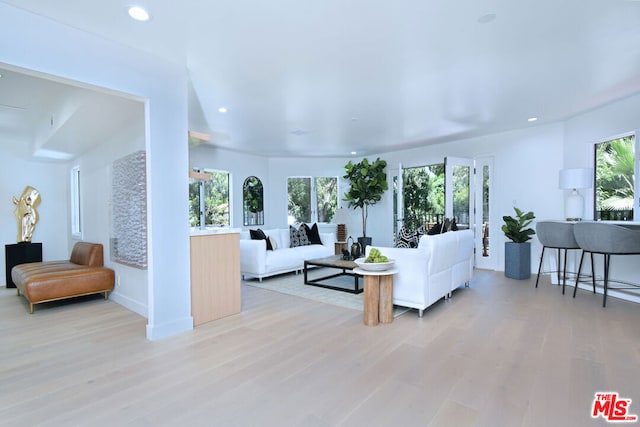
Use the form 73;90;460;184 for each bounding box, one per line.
289;224;310;247
395;226;416;248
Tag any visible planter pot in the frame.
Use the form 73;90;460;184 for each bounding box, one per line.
358;237;372;257
504;241;531;280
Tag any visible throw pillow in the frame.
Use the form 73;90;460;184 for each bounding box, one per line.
289;224;310;247
395;226;416;248
303;223;323;245
268;235;278;250
427;222;443;235
250;228;273;250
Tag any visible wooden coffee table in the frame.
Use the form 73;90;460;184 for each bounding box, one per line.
303;255;362;294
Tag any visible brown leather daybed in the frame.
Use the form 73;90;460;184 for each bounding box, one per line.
12;242;115;313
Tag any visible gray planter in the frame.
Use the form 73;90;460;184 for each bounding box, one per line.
358;237;372;255
505;241;531;279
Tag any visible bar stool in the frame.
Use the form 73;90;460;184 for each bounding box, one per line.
573;222;640;307
535;221;581;294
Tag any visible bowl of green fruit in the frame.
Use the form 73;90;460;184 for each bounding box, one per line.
354;248;395;271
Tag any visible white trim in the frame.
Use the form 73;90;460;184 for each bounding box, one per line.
70;165;83;239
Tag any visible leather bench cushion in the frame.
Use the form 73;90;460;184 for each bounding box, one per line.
13;265;114;303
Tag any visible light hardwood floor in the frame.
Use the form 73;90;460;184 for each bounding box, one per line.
1;270;639;426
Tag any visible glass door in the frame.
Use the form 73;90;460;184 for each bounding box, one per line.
474;157;495;270
445;157;473;230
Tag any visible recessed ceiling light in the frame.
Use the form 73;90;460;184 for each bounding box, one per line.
351;151;357;155
218;107;227;113
528;117;538;122
128;6;150;22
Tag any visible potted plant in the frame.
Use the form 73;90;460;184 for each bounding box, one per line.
502;207;536;279
343;157;388;252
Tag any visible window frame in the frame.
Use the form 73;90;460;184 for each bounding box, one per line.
190;167;232;228
70;165;82;239
593;131;639;221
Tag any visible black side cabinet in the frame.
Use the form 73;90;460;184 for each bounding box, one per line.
5;242;42;288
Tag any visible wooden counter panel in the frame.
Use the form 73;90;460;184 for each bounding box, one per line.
190;233;240;326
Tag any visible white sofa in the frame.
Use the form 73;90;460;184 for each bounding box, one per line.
240;228;335;281
367;229;474;317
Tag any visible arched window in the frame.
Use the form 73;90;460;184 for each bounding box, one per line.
243;176;264;226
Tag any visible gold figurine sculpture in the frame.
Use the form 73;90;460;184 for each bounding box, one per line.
13;186;41;243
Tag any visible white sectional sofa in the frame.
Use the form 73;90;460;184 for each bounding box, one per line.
240;228;335;281
367;230;474;317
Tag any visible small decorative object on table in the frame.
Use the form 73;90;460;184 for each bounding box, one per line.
354;248;395;271
354;257;395;271
341;249;354;261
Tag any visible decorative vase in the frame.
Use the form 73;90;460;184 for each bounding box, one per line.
504;241;531;280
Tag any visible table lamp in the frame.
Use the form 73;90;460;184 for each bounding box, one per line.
333;207;349;242
559;168;593;221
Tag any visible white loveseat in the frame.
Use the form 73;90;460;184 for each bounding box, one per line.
367;229;474;316
240;228;335;281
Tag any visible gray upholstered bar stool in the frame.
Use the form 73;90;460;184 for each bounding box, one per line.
573;222;640;307
535;221;582;294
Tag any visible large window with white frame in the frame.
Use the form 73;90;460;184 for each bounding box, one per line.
287;176;337;224
594;133;637;221
70;165;82;239
189;168;231;228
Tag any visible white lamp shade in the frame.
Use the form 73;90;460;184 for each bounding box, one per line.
332;207;349;225
559;168;593;190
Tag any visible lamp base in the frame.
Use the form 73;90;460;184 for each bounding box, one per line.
337;224;347;242
565;189;584;222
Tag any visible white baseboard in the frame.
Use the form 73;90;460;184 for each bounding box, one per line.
109;291;148;318
146;316;193;341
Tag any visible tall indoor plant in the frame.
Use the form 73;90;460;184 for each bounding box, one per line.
343;157;388;251
502;207;536;279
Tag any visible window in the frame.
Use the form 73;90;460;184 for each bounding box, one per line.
287;176;337;224
594;134;636;221
189;168;231;227
243;176;264;226
70;165;82;238
400;164;445;231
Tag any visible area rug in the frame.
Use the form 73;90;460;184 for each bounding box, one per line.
243;268;410;317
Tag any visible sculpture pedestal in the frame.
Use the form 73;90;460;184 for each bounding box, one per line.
5;242;42;288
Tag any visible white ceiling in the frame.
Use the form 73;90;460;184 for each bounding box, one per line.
2;0;640;158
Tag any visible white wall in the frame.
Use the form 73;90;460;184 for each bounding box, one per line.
0;145;69;282
0;3;192;340
564;92;640;220
563;92;640;303
210;123;566;276
73;118;148;316
189;145;270;229
371;123;565;272
266;157;350;230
